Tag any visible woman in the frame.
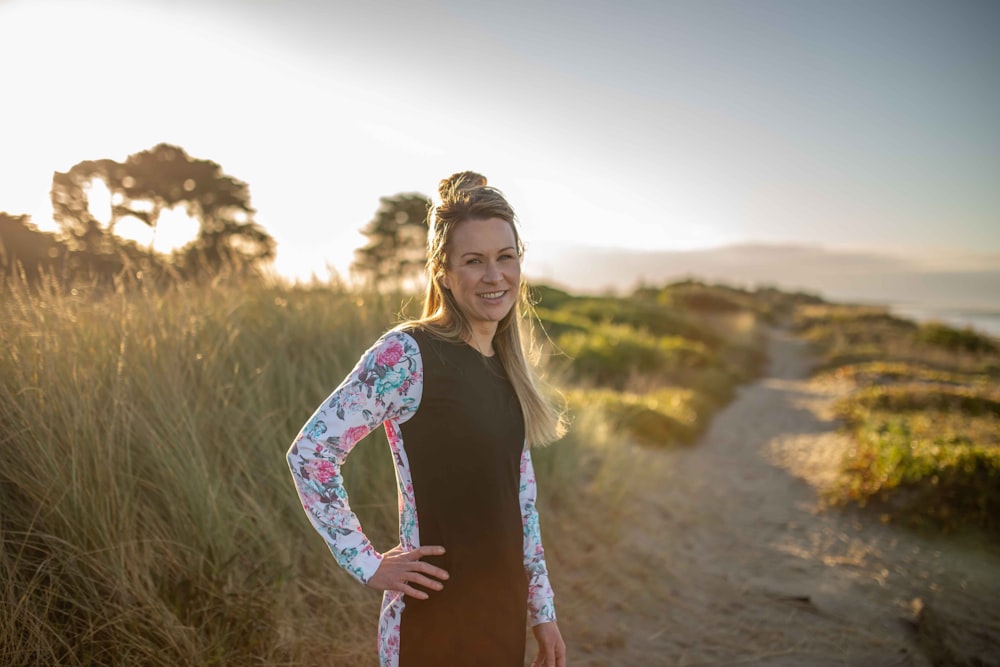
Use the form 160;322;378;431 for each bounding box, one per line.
286;171;567;666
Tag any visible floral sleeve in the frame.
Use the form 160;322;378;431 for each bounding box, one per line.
520;443;556;625
286;330;422;585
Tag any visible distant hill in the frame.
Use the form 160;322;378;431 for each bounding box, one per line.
525;242;1000;310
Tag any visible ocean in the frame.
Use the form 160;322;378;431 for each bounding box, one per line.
888;304;1000;339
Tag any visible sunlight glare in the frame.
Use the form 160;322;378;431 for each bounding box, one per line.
114;217;155;248
84;178;113;226
114;207;201;254
151;208;201;254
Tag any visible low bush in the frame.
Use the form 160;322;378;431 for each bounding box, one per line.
799;301;1000;536
832;404;1000;534
917;321;998;355
557;297;715;343
827;361;988;387
846;385;1000;417
565;387;713;447
556;325;712;389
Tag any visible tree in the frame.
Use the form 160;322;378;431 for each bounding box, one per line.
351;193;431;291
50;159;120;255
0;212;148;286
0;213;67;277
50;144;274;275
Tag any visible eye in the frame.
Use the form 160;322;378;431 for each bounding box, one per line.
499;253;516;261
467;258;482;265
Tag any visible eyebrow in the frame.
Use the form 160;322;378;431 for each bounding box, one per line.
461;247;517;258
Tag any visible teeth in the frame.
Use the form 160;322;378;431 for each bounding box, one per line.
480;291;506;299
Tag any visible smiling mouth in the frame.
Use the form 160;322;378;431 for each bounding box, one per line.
478;290;507;299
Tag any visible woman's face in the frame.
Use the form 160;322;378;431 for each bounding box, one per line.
441;217;521;333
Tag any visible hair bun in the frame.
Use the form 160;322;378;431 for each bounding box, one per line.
438;171;488;200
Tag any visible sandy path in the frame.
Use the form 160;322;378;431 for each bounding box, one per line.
572;328;1000;666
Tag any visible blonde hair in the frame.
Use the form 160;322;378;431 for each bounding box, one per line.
398;171;564;446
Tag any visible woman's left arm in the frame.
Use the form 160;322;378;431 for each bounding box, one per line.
519;444;555;623
520;444;566;666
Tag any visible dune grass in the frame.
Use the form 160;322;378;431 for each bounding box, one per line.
529;284;773;450
1;274;400;665
0;273;775;664
794;304;1000;535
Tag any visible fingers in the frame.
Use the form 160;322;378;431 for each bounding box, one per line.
404;571;445;592
409;559;449;582
404;545;446;559
531;622;565;667
400;581;431;600
401;546;449;583
531;648;555;667
531;654;554;667
367;545;451;598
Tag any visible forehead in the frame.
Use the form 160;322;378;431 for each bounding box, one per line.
449;217;516;252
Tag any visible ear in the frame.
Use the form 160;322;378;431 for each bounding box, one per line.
440;272;451;290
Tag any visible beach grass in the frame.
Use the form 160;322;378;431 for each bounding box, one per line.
1;271;777;664
795;304;1000;535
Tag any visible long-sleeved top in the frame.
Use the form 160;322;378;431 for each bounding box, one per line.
286;326;555;666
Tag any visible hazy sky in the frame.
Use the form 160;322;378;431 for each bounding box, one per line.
1;0;998;281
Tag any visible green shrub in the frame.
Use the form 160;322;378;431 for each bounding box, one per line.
825;361;988;387
797;300;1000;536
832;386;1000;534
566;388;712;447
558;297;715;343
847;385;1000;418
528;283;575;310
556;325;712;389
534;307;593;339
917;321;998;355
832;414;1000;534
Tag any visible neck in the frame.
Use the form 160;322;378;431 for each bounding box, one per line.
468;322;498;356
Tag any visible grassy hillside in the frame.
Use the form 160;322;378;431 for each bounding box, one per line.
793;304;1000;534
5;271;994;664
1;274;783;665
532;281;813;447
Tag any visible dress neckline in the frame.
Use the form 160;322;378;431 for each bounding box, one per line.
464;342;497;359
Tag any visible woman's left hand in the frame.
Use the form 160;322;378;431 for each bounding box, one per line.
530;621;566;667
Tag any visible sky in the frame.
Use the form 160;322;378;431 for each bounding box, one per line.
1;0;998;297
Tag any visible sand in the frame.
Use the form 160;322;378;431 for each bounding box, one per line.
566;328;1000;666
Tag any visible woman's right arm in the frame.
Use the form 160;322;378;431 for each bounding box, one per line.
286;330;422;585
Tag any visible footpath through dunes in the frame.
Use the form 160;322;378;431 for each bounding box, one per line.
569;328;1000;666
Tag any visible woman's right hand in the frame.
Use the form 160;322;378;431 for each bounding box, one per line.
367;544;449;599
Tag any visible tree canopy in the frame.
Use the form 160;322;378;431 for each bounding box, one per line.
50;143;274;274
351;192;431;291
0;213;63;277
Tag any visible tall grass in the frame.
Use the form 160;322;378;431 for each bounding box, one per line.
1;275;773;664
0;275;404;664
0;274;686;665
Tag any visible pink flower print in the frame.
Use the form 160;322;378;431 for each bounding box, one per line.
386;625;401;655
301;488;321;507
376;340;404;367
342;425;369;448
306;460;336;484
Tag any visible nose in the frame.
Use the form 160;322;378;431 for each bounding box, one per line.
483;261;502;283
